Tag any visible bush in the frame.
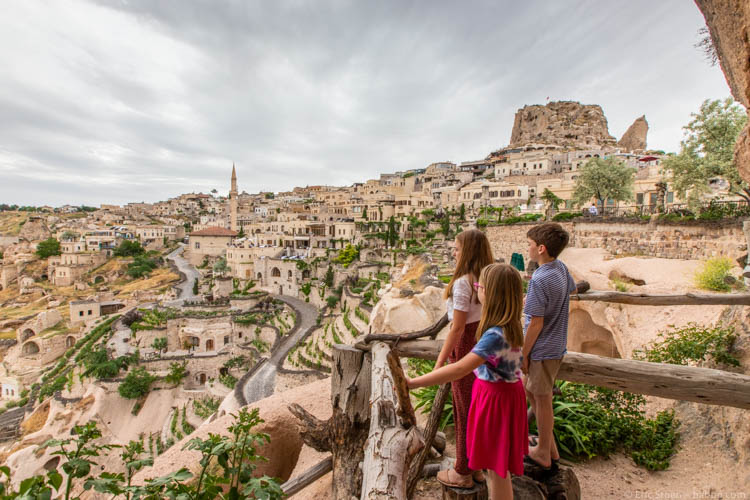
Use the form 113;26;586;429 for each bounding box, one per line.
165;362;187;385
114;240;145;257
694;257;736;292
219;373;238;389
633;322;739;367
118;368;157;399
35;238;61;259
326;295;340;309
552;211;583;222
193;396;221;419
408;359;453;430
543;382;680;470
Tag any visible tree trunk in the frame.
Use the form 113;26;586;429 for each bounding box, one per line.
361;342;424;499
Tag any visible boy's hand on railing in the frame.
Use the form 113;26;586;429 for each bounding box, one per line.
521;356;529;375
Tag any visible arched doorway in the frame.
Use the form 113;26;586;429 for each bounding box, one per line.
302;270;310;279
22;341;40;356
21;328;35;342
65;336;75;348
271;268;281;277
206;339;214;351
198;373;207;385
257;272;262;280
287;270;293;280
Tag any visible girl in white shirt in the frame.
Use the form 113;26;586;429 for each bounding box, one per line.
434;229;494;488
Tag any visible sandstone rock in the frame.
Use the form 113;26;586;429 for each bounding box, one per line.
509;101;617;149
19;309;62;337
618;115;649;152
19;217;51;242
370;285;446;334
694;0;750;185
608;269;646;286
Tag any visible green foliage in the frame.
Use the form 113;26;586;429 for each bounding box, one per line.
633;322;739;367
324;264;335;287
610;278;630;292
325;294;340;309
165;362;187;386
408;359;454;430
114;240;145;257
193;397;221;419
542;382;680;470
498;213;543;225
151;337;168;354
213;257;229;275
541;188;564;210
333;244;360;268
219;373;238;389
36;237;61;259
572;157;635;208
386;215;399;247
126;255;159;279
118;368;157;399
694;257;736;291
295;259;308;271
552;211;584;222
662;97;749;203
192;277;199;295
459;203;466;221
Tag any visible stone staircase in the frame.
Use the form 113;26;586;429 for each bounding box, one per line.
0;407;25;442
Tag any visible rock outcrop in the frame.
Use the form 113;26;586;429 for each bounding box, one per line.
509;101;617;149
18;217;51;242
617;115;649;151
694;0;750;185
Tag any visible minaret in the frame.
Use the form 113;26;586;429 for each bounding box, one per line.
230;163;238;232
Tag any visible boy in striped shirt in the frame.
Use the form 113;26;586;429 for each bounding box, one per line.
522;222;576;470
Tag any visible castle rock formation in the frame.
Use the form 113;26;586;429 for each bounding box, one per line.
618;115;649;152
509;101;617;149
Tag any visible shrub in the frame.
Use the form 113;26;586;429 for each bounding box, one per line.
633;322;739;367
694;257;736;291
408;359;453;430
118;368;157;399
610;278;630;292
36;238;61;259
193;397;220;419
114;240;145;257
165;362;187;385
219;373;238;389
541;381;679;470
552;211;583;222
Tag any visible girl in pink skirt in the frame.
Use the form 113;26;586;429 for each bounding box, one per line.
408;263;528;500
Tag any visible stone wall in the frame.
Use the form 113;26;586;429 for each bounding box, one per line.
485;219;748;262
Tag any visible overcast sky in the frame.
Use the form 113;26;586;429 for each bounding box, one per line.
0;0;733;206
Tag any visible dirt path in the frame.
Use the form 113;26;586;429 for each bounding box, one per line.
166;244;200;304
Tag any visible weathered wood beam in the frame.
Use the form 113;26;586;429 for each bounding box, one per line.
361;342;424;499
571;290;750;306
406;383;450;499
280;456;333;497
362;313;448;343
362;340;750;410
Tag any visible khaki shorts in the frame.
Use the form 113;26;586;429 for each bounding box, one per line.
525;358;562;396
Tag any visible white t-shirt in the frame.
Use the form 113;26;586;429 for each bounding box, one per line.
446;275;483;324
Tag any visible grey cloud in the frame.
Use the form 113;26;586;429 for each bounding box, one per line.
0;0;732;206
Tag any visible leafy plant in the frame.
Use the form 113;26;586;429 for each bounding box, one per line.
165;362;187;386
408;359;453;430
633;322;739;367
694;257;737;292
193;397;221;419
118;368;157;399
114;240;145;257
36;237;62;259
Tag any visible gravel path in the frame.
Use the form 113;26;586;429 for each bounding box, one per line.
240;294;318;405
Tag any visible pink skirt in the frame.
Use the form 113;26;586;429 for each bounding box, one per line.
466;379;529;478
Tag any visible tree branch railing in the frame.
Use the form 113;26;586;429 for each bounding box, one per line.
570;290;750;306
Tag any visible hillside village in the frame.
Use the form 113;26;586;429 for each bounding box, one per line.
1;90;749;499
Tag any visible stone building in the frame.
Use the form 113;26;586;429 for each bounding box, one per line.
69;299;125;324
186;227;237;266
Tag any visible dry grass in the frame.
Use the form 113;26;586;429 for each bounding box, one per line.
0;212;30;235
20;402;50;436
116;268;179;295
395;258;427;290
74;394;96;412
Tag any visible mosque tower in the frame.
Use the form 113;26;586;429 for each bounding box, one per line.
230;163;238;232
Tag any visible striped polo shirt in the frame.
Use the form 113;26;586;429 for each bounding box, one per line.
523;259;576;360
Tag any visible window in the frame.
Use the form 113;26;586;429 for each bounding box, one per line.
79;311;84;316
87;310;92;315
224;336;229;345
195;241;200;249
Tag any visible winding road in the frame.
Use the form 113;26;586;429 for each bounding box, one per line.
166;244;200;305
240;294;319;405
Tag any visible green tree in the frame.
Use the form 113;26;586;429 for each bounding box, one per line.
324;265;334;288
213;257;230;275
459;203;466;221
386;215;398;248
662;97;749;203
165;362;187;386
541;188;564;210
152;337;168;355
61;230;79;241
36;237;61;259
572;157;635;210
118;368;157;399
114;240;145;257
193;278;199;295
237;228;246;238
441;214;451;237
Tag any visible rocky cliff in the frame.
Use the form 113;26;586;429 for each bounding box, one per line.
694;0;750;186
509;101;617;149
617;115;649;152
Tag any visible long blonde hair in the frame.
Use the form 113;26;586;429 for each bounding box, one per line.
476;263;524;347
444;229;494;304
